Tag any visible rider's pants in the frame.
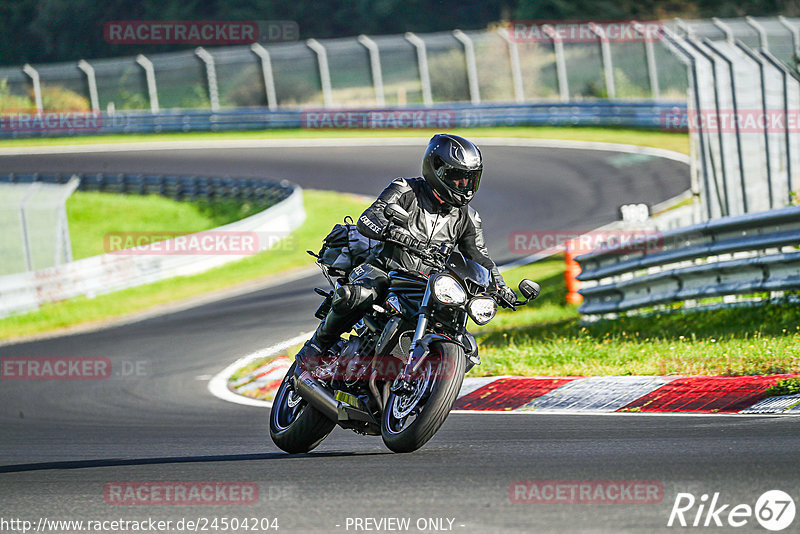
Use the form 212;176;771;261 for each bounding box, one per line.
312;262;390;350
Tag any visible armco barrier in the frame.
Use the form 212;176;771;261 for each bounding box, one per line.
0;101;685;139
575;205;800;315
0;172;295;206
0;185;305;319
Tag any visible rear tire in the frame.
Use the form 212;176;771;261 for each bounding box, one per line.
381;342;465;453
269;363;336;454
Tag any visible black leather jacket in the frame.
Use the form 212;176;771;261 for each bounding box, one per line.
357;177;504;285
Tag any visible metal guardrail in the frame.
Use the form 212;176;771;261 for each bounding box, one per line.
0;172;294;206
575;205;800;315
0;101;685;138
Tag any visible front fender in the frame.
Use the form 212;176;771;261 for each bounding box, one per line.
407;334;466;375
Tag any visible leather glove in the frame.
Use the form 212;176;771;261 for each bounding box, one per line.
387;226;422;249
497;284;517;306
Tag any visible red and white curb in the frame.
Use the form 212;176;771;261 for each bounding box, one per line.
453;374;800;414
212;348;800;415
207;332;310;407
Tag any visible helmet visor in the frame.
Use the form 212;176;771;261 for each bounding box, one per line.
441;166;481;196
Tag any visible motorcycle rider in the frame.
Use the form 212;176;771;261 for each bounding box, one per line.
295;134;516;369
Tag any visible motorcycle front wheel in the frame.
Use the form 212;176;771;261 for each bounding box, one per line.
381;342;465;453
269;363;336;454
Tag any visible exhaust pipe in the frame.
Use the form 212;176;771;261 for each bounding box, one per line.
293;369;339;422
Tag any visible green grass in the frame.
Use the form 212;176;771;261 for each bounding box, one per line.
0;190;370;341
67;192;265;259
764;377;800;397
0;126;689;155
468;257;800;377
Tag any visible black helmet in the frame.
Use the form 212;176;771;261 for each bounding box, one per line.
422;134;483;207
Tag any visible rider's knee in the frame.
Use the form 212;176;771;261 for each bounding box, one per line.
331;284;376;314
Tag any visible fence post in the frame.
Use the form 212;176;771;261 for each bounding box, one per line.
18;182;42;271
306;38;333;108
357;35;385;106
711;17;734;44
685;38;731;216
195;47;220;112
250;43;277;111
54;176;81;265
496;27;524;103
778;16;800;60
632;21;660;100
735;40;775;209
702;39;749;216
759;48;797;206
542;25;569;102
404;32;433;106
22;64;43;114
453;30;481;104
135;54;159;113
589;22;615;99
77;60;99;112
673;18;694;39
745;16;769;50
660;28;713;220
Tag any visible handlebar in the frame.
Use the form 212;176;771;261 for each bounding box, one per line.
492;289;519;311
384;237;446;267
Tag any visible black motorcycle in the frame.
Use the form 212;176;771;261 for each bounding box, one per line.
269;203;540;453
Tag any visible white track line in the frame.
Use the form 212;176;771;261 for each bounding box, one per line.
0;136;690;164
207;331;311;408
450;410;792;417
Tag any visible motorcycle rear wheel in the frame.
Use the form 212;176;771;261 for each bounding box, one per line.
269;363;336;454
381;342;465;453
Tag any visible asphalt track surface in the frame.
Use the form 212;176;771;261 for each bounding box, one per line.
3;142;796;532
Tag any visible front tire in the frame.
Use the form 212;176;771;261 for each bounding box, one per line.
381;342;465;453
269;363;336;454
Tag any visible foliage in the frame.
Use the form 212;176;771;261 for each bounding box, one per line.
764;377;800;397
1;1;798;67
0;78;32;111
41;86;90;111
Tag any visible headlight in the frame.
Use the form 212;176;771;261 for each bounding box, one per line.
468;297;497;325
432;275;467;305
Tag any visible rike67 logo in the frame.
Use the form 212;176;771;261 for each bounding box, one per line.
668;490;795;531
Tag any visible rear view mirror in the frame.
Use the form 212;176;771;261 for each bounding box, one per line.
384;203;410;227
519;279;540;301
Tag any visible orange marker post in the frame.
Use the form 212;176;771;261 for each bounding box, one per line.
565;239;583;305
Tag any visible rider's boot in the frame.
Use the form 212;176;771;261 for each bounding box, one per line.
294;309;357;372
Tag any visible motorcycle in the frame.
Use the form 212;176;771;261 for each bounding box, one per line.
269;203;540;453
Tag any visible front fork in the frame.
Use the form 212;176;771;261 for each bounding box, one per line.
391;284;431;394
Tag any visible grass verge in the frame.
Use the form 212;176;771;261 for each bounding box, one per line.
471;257;800;377
67;192;265;259
0;190;370;341
0;126;689;155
